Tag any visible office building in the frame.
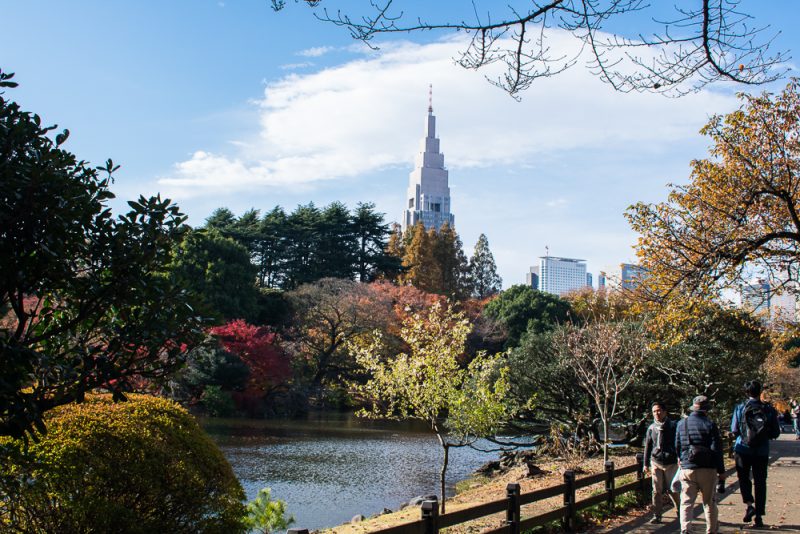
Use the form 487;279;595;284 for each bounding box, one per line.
402;87;455;232
539;256;588;296
526;266;539;290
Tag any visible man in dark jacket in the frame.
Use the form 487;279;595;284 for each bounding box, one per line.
675;395;726;534
730;380;780;528
643;401;679;523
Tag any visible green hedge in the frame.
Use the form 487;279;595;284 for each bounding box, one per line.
1;394;246;533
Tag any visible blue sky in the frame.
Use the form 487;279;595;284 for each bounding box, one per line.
3;1;799;287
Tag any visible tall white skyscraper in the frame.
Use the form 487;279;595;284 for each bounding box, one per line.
539;256;588;296
402;87;455;232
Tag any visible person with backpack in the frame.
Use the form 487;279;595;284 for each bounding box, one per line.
730;380;781;528
643;401;680;524
675;395;725;534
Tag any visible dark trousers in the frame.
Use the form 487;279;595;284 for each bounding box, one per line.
734;452;769;516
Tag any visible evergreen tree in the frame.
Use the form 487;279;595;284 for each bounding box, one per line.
352;202;394;282
170;228;259;322
384;223;406;280
204;207;237;230
283;203;322;289
317;201;357;279
469;234;502;299
257;206;288;288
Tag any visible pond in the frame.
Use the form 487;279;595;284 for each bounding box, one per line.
202;413;501;531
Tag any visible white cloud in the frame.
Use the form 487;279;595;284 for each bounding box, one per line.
158;33;737;198
280;62;314;70
297;46;334;57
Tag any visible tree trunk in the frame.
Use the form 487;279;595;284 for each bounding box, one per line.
603;396;609;462
440;442;449;514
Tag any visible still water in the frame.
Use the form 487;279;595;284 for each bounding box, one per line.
202;414;500;531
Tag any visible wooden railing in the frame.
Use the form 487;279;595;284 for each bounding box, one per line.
288;453;651;534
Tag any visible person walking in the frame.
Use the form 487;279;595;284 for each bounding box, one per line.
643;401;680;524
731;380;780;528
675;395;726;534
791;398;800;440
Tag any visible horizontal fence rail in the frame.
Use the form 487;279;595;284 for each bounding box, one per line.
289;453;652;534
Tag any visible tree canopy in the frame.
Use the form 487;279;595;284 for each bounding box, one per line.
483;285;573;347
628;81;800;303
0;69;204;439
273;1;788;97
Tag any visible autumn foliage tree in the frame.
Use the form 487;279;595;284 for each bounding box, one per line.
628;81;800;303
211;320;292;413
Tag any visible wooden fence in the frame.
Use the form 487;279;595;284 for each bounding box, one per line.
288;453;651;534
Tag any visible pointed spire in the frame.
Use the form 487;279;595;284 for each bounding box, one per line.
428;84;433;113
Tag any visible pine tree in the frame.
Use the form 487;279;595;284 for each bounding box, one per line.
469;234;502;298
257;206;288;288
352;202;393;282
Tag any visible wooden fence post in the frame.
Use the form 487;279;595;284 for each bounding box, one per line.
506;483;521;534
421;497;439;534
605;460;615;512
563;469;576;532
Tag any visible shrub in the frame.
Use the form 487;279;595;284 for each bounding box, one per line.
0;394;246;533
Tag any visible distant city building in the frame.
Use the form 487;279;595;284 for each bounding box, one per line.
402;87;455;232
586;272;593;288
526;266;539;290
539;256;588;296
599;263;647;290
741;278;798;325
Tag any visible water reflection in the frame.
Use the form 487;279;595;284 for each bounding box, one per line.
203;414;499;531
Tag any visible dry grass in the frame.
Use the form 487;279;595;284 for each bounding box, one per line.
324;452;639;534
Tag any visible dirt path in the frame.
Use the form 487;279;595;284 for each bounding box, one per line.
587;433;800;533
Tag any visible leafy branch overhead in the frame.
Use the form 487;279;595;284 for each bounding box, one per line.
273;0;789;97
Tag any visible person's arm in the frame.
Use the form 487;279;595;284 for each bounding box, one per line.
769;406;781;439
710;422;726;476
643;427;653;469
730;403;741;437
675;420;684;466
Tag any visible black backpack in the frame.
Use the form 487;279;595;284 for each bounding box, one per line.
739;401;772;447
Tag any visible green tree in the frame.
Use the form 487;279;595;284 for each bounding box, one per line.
0;69;204;439
317;201;357;279
166;339;250;406
283;203;322;289
483;285;573;348
352;202;396;282
170;228;259;321
651;302;770;419
469;234;502;299
350;302;514;513
204;207;237;231
256;206;288;288
244;488;295;534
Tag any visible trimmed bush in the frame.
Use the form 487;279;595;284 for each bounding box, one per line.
0;394;246;533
